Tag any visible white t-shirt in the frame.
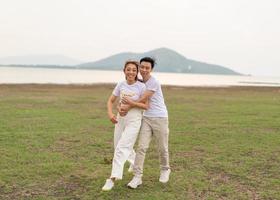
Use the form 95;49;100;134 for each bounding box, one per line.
113;80;146;102
143;76;168;118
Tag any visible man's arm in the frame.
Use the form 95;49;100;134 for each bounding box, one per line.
138;90;154;102
121;90;154;112
122;98;149;110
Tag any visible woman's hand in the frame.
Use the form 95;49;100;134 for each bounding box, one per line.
108;113;118;124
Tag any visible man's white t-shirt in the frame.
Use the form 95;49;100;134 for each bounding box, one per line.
143;76;168;118
113;80;146;102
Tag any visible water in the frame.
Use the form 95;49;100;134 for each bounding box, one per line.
1;66;280;87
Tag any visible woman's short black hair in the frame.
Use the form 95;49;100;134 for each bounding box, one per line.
140;57;156;69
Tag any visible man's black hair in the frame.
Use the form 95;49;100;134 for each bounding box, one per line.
140;57;156;69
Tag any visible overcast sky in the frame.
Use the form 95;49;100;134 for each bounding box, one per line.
0;0;279;76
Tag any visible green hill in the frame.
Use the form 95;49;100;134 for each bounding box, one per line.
78;47;241;75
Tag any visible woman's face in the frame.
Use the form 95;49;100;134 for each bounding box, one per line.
124;63;138;82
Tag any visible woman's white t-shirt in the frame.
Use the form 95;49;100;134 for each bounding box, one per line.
113;80;146;102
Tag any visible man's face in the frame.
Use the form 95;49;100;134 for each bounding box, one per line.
139;61;152;78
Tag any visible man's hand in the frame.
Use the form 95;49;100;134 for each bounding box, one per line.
108;113;118;124
121;97;135;106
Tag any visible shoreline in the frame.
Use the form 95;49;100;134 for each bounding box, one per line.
1;66;280;87
1;83;279;90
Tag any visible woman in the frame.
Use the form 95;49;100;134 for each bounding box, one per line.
102;60;148;191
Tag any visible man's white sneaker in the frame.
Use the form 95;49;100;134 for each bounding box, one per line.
159;169;171;183
128;164;134;173
127;176;142;189
102;179;114;191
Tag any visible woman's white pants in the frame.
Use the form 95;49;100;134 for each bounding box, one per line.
110;108;142;180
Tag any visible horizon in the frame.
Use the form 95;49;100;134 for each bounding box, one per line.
0;0;279;76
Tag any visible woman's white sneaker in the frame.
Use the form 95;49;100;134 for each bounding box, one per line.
159;169;171;183
127;176;142;189
102;179;114;191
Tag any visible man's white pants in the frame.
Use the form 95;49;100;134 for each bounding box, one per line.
110;108;142;180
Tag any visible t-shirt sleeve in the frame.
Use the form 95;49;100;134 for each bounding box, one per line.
112;82;121;97
146;78;159;92
140;84;146;97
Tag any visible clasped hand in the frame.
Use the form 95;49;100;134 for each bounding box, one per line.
118;97;133;116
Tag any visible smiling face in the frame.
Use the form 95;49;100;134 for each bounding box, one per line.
124;62;138;83
139;61;152;80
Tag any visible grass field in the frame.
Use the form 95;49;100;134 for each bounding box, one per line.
0;84;280;200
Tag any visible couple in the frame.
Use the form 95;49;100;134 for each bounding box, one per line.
102;57;170;191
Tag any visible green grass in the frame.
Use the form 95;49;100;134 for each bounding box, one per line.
0;84;279;199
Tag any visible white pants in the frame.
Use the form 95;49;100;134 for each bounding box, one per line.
110;108;142;179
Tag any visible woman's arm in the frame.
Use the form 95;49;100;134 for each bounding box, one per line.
107;94;118;124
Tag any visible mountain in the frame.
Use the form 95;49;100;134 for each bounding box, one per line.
78;47;241;75
0;54;83;66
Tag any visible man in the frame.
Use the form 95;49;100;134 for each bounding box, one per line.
121;57;171;189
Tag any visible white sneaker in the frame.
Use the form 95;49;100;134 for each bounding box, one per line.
159;169;171;183
127;176;142;189
128;164;134;173
102;179;114;191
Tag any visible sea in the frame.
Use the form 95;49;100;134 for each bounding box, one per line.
1;66;280;87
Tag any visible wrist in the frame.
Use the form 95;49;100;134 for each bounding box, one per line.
130;102;136;107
